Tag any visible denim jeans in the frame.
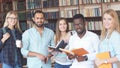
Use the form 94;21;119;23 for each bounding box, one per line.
54;62;71;68
2;63;22;68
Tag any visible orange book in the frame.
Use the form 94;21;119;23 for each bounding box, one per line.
59;48;89;56
96;52;112;68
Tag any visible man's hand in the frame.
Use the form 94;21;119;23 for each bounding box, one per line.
67;53;76;60
48;47;55;53
28;51;51;64
45;53;53;63
36;53;47;63
76;55;88;62
47;53;53;59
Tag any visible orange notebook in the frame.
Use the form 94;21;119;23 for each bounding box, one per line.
96;52;112;68
59;48;89;56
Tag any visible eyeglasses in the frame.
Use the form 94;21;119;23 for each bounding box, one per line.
74;23;84;27
7;17;18;20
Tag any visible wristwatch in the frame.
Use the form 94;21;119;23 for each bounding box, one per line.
104;60;108;64
84;55;88;61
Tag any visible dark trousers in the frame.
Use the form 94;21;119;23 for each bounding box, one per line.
54;62;71;68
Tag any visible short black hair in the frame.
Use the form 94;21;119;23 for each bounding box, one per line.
33;10;45;17
73;14;85;22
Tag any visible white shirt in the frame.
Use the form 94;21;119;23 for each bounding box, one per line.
68;31;99;68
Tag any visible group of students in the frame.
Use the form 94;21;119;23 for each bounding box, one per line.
0;9;120;68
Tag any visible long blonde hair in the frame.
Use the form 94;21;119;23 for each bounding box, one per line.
55;18;69;45
101;9;120;40
3;11;22;33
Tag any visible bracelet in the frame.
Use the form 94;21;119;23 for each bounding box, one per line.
104;59;108;64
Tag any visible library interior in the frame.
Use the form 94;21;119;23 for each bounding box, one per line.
0;0;120;68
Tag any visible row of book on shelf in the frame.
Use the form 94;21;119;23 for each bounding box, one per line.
1;0;26;12
59;6;102;18
0;0;120;12
14;1;26;11
26;0;41;9
1;0;12;2
87;21;102;30
60;0;120;5
43;0;59;8
2;5;119;19
18;5;119;20
69;21;102;30
79;0;120;4
25;20;102;32
22;7;101;20
80;6;101;17
2;2;13;12
25;0;120;9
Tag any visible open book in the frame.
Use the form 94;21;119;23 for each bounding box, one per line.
48;40;67;52
59;48;89;56
96;52;112;68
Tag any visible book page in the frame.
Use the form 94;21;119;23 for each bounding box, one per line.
60;48;88;56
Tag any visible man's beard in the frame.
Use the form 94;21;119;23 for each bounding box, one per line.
33;21;44;28
77;29;86;35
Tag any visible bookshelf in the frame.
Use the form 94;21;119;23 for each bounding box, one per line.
40;0;119;35
13;0;27;32
0;0;119;68
0;0;28;32
0;0;120;34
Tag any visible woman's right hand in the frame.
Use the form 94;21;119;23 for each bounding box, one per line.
1;33;10;43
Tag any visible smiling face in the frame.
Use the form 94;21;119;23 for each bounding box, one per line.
32;13;45;28
7;14;18;27
103;13;114;30
73;18;86;34
59;20;67;32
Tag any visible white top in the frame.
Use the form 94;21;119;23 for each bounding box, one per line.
54;51;73;65
53;31;74;65
68;31;99;68
54;45;72;65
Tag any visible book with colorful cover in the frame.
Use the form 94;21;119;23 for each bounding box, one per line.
59;48;89;56
96;52;112;68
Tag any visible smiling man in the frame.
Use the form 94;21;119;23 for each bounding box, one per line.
21;10;55;68
67;14;100;68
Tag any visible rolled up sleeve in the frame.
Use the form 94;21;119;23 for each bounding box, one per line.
21;31;30;57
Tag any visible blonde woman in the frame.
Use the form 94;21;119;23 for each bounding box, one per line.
0;11;22;68
95;9;120;68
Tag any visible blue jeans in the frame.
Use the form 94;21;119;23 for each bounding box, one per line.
54;62;71;68
2;63;22;68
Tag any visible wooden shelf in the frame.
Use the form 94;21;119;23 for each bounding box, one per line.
89;30;101;35
0;0;119;34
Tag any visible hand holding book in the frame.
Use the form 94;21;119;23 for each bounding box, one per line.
96;52;112;68
48;40;67;52
67;53;76;60
59;48;89;56
60;48;89;61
